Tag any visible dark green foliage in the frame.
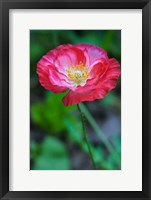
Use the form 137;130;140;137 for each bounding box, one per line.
31;92;77;134
31;136;70;170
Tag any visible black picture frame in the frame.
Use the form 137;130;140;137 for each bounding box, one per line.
0;0;151;199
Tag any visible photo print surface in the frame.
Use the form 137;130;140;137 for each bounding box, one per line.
30;30;121;170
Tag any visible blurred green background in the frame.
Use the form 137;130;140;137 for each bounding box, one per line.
30;30;121;170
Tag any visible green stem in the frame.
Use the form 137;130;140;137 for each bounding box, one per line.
80;103;120;165
80;103;114;154
77;104;97;170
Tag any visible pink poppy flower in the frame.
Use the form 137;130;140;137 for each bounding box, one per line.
37;44;120;106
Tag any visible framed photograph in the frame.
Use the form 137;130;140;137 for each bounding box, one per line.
0;0;150;199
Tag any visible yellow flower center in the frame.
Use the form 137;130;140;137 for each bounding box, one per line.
66;62;89;86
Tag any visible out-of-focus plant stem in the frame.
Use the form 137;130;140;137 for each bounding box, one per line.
77;104;97;170
80;103;115;155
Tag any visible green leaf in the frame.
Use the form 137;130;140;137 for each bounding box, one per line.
31;92;78;134
104;135;121;169
32;136;70;170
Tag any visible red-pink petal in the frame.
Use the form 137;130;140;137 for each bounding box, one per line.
48;66;72;88
89;58;109;78
47;44;73;61
62;88;108;106
101;58;120;80
75;44;107;66
55;47;86;72
37;63;68;93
